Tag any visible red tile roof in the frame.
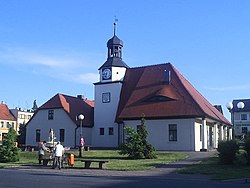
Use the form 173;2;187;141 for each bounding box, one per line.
84;100;94;108
116;63;231;125
39;94;94;127
0;104;16;121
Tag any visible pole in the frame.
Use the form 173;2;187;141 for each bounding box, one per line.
78;114;84;158
79;119;83;158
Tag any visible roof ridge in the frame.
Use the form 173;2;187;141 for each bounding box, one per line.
130;62;171;70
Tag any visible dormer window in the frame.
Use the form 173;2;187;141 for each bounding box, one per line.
144;95;176;103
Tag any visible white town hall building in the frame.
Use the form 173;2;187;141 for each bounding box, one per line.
26;27;232;151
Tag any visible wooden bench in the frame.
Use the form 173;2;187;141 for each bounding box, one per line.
84;145;91;151
81;160;109;169
38;158;53;166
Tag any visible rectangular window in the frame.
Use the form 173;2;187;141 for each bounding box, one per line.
48;110;54;120
19;114;25;119
11;122;14;128
60;129;65;142
2;133;7;140
7;122;10;128
109;127;114;135
102;92;110;103
36;129;41;142
100;128;104;135
169;124;177;141
241;114;247;120
1;121;4;128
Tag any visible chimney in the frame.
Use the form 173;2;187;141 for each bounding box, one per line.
163;70;171;84
77;95;84;100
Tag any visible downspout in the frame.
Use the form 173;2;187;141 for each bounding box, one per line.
74;126;78;148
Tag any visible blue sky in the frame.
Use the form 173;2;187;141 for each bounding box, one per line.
1;0;250;120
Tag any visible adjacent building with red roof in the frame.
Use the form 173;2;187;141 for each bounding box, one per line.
0;103;17;144
26;94;94;148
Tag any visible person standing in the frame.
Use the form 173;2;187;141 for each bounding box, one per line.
53;141;64;169
38;141;49;164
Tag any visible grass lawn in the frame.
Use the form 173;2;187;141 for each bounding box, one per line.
0;150;187;171
179;152;250;180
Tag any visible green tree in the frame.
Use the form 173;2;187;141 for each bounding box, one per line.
32;100;38;112
0;127;19;162
119;117;156;159
17;122;26;145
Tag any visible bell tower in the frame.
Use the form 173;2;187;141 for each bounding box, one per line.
93;20;129;148
98;20;129;83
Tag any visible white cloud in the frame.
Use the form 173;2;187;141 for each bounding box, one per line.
0;46;80;68
204;84;250;91
0;46;101;84
72;73;99;84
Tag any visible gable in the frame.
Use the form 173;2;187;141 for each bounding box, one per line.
28;94;94;128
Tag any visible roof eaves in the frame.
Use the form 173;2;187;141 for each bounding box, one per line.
170;64;206;115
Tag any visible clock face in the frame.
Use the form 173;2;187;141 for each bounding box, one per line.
102;68;112;80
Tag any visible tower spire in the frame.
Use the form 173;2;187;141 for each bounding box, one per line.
114;16;118;36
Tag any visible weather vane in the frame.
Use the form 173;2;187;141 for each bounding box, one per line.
114;16;118;36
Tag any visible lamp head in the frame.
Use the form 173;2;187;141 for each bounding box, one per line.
226;102;233;110
78;114;85;120
237;102;245;109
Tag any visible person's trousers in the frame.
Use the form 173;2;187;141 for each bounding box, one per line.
53;156;62;169
38;154;44;164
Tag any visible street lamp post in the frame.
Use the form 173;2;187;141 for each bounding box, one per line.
78;114;84;158
226;102;234;139
226;101;245;139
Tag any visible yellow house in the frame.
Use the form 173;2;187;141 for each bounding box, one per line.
0;103;17;144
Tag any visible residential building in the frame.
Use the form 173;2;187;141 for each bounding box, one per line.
0;103;17;144
25;94;94;148
10;108;34;133
227;99;250;137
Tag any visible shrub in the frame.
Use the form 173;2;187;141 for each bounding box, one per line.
0;127;19;162
217;140;239;164
119;117;156;159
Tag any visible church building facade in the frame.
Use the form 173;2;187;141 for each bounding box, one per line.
93;25;232;151
25;24;232;151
